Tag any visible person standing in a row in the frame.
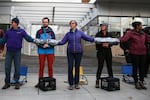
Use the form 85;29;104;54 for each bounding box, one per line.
58;20;95;90
35;17;56;88
121;21;150;89
95;23;116;88
143;27;150;78
0;17;35;90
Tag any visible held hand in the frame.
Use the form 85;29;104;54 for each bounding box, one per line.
43;44;49;48
102;43;109;48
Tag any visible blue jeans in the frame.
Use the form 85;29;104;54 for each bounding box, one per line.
5;50;21;84
67;52;82;86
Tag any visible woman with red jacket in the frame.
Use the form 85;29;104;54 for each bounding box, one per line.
121;21;150;90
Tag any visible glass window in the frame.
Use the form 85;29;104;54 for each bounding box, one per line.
121;17;132;36
148;18;150;26
109;17;121;37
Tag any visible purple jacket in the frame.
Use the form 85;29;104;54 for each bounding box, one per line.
58;29;94;53
4;27;34;52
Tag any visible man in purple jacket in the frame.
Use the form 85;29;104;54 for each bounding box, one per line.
0;17;34;90
121;21;150;90
58;20;95;90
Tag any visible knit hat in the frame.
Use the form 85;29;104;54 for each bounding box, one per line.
12;17;19;24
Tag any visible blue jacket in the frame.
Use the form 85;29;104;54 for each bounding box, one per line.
36;27;55;54
0;27;33;52
58;29;94;53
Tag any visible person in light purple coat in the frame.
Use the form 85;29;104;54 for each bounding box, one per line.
58;20;94;90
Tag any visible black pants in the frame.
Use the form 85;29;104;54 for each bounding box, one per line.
131;54;146;83
144;54;150;76
96;49;113;80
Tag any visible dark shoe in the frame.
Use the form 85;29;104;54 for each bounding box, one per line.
35;83;39;88
95;80;99;88
75;84;80;89
135;82;141;90
139;81;147;90
15;84;20;89
68;85;73;90
2;83;10;89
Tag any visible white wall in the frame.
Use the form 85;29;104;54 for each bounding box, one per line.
0;7;11;24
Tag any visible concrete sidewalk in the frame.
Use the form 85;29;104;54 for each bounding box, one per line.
0;73;149;100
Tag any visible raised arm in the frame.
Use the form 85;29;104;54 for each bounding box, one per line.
57;33;68;45
81;31;94;42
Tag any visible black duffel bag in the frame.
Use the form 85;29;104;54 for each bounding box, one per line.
39;77;56;91
101;77;120;91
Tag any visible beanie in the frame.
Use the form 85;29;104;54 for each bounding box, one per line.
12;17;19;24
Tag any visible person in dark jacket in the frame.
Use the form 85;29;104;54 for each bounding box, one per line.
143;27;150;77
95;23;116;88
0;17;34;90
121;21;150;90
34;17;56;88
58;20;94;90
120;28;132;64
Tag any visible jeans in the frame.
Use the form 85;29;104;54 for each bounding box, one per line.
5;50;21;84
67;52;82;86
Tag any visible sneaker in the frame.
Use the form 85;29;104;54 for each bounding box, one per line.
135;82;141;90
75;84;80;89
2;83;10;89
68;85;73;90
35;83;39;88
95;80;99;88
139;81;147;90
15;84;20;90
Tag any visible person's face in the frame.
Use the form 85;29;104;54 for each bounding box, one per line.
100;25;108;31
11;21;18;28
137;24;142;30
70;21;77;29
42;19;49;28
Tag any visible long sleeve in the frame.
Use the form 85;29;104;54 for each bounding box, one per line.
58;33;68;45
0;37;7;45
22;30;34;42
24;34;34;42
81;31;94;42
120;31;131;43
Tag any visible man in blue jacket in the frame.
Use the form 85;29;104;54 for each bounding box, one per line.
34;17;56;88
0;17;34;90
